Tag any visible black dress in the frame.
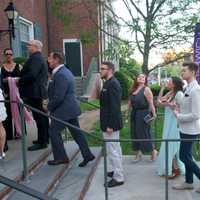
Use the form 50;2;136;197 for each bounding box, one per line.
1;64;21;140
130;87;154;152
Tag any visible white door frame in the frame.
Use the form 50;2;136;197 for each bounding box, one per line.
63;39;83;77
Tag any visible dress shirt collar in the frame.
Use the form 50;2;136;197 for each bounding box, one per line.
185;79;198;93
52;64;64;75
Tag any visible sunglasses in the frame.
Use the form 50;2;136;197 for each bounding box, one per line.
5;53;13;56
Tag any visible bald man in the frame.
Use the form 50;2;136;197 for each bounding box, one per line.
19;40;49;151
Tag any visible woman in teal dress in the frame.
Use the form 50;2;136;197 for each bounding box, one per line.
156;77;185;178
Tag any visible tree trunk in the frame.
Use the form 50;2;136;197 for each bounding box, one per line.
142;17;152;75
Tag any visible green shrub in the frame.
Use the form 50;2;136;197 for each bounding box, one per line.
14;57;27;65
114;71;131;100
150;84;168;96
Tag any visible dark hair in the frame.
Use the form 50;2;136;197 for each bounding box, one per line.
182;62;199;74
101;61;115;71
171;76;183;93
128;73;148;95
3;48;13;55
51;52;64;64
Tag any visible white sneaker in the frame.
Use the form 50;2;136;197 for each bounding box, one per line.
2;152;5;158
196;187;200;193
172;182;194;190
0;152;5;159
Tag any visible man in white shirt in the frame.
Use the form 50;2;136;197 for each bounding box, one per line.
173;62;200;193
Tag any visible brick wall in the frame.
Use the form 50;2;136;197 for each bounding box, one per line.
47;0;100;75
0;0;100;75
0;0;48;63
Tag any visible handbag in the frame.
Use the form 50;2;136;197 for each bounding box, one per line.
143;112;154;124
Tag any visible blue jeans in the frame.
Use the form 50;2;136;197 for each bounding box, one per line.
180;133;200;183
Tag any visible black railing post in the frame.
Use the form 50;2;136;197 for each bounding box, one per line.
19;102;28;180
165;140;169;200
103;140;108;200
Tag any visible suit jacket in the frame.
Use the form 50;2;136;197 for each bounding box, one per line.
177;80;200;135
100;76;123;132
19;51;48;99
48;65;81;120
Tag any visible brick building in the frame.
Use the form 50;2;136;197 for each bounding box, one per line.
0;0;118;96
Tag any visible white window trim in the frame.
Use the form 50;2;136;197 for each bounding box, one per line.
19;16;34;41
63;39;83;77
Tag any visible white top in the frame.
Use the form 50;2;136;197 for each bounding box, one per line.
177;80;200;135
0;89;7;122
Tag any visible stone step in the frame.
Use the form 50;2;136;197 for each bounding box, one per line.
0;120;52;199
50;147;102;200
6;142;79;200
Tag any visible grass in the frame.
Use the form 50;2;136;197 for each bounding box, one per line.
80;99;100;112
86;114;164;155
86;107;200;160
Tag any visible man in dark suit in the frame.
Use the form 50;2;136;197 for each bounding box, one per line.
46;52;95;166
100;61;124;187
19;40;49;151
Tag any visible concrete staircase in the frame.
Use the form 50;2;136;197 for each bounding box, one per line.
1;141;102;200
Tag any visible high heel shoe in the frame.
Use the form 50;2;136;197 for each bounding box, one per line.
133;152;142;163
168;168;180;179
150;149;158;161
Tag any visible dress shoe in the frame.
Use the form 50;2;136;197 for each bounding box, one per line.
79;155;95;167
105;179;124;188
107;171;114;178
47;158;69;166
32;140;39;144
196;187;200;193
172;182;194;190
28;144;47;151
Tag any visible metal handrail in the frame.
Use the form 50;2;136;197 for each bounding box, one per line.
0;175;57;200
103;137;200;200
0;100;103;200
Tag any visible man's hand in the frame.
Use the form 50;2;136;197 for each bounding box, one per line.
106;127;113;135
42;99;48;112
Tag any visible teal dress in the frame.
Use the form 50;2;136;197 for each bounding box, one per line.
156;91;185;176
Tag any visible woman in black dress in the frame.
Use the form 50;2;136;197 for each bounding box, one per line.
1;48;21;150
129;73;157;162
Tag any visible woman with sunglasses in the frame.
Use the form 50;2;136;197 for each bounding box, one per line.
1;48;21;151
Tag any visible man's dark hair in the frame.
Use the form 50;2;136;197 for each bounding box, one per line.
52;52;64;64
182;62;199;74
3;48;13;54
102;61;115;71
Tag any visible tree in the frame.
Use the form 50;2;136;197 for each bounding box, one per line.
51;0;200;74
109;0;200;74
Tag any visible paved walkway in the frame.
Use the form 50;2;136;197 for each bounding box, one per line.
85;156;200;200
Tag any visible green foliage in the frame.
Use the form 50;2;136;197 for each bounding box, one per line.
120;57;141;79
114;71;132;100
13;57;27;65
150;84;169;96
80;29;97;46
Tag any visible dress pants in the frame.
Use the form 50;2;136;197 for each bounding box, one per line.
103;131;124;182
26;98;49;145
180;133;200;183
49;117;93;161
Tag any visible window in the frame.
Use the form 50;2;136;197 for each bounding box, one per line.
19;17;34;57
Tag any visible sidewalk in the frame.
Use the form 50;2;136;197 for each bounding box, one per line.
85;156;200;200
